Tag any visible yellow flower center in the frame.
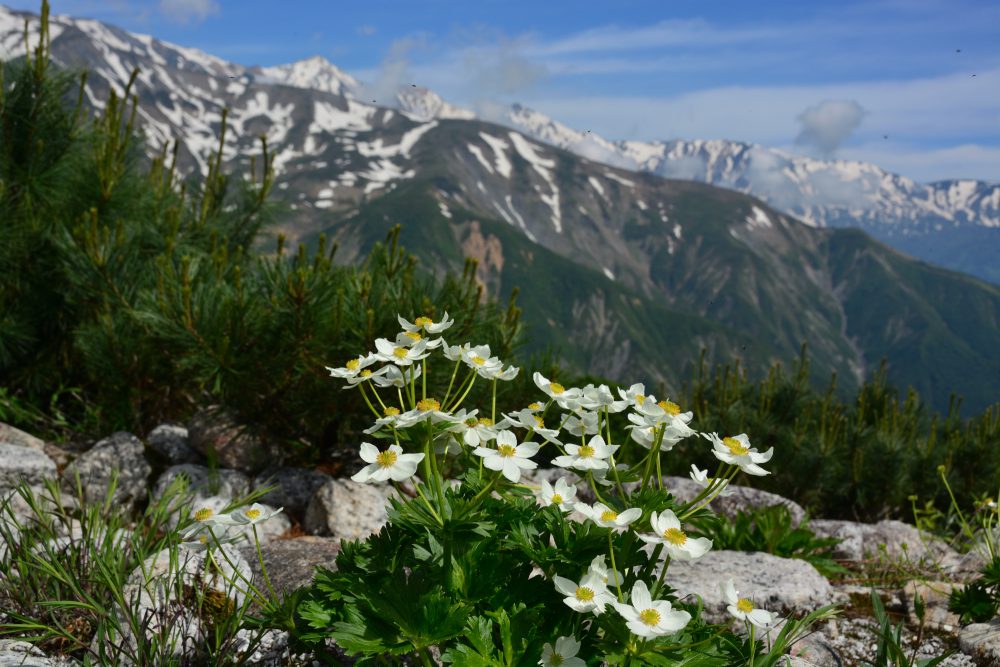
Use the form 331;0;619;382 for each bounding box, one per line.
497;444;517;457
477;417;494;427
470;355;486;365
737;598;754;613
636;394;646;405
600;510;618;522
346;358;360;371
534;416;545;428
664;527;687;545
194;508;214;522
414;316;433;328
392;347;409;359
245;509;261;520
549;382;565;395
549;654;564;667
639;608;661;627
575;586;595;602
724;437;749;456
361;369;372;377
464;417;478;427
404;331;422;342
658;400;681;415
384;406;401;416
375;449;398;468
578;445;595;458
198;534;208;544
528;402;542;410
417;398;441;412
551;493;563;505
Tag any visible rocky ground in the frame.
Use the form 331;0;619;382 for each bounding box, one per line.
1;413;998;666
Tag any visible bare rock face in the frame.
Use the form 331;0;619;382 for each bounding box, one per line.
187;406;280;474
0;443;57;493
664;475;808;527
60;432;150;511
0;422;46;451
0;639;61;667
304;478;397;541
664;551;841;624
147;423;201;465
959;618;1000;665
809;519;955;562
152;464;252;502
237;536;341;603
252;467;332;517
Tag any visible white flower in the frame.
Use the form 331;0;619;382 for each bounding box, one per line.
551;435;618;471
706;433;773;476
410;397;453;423
617;383;649;408
442;409;499;447
219;503;283;526
539;477;578;511
533;372;583;409
577;502;642;530
495;365;519;381
325;354;377;380
612;580;691;638
373;337;430;366
442;340;471;361
370;364;421;389
579;383;629;413
553;571;614;615
461;344;505;378
351;443;424;483
501;408;562;443
394;330;442;350
638;510;712;561
472;430;539;482
587;554;624;587
563;410;600;438
363;406;421;434
398;312;453;335
539;636;585;667
722;579;778;629
689;464;733;497
180;505;227;540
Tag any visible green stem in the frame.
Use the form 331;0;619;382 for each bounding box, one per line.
442;358;462;406
491;378;497;423
651;554;671;599
448;371;477;412
252;524;278;604
608;531;624;602
357;382;381;417
421;358;427;400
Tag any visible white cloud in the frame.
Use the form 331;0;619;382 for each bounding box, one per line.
157;0;218;25
795;100;866;157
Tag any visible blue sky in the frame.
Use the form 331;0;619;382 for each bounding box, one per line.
6;0;999;182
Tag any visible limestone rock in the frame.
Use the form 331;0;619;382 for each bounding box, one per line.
665;551;840;624
188;406;279;474
959;618;1000;665
237;536;341;604
809;519;954;562
147;423;201;465
60;432;150;510
903;580;962;632
0;422;45;451
152;464;251;502
252;467;332;517
0;639;58;667
664;476;809;527
0;443;57;493
304;478;396;541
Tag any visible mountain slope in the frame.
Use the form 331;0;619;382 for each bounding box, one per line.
3;4;999;413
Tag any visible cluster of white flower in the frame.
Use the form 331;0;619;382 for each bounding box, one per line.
324;312;780;659
180;502;284;551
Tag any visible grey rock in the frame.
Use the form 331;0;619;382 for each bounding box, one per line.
809;519;954;563
147;423;201;465
60;432;151;510
665;551;840;624
0;422;45;450
152;464;251;502
902;580;962;632
304;478;396;541
0;639;57;667
664;475;808;527
0;443;57;493
188;406;280;474
95;544;251;665
959;618;1000;665
237;536;341;607
252;467;332;516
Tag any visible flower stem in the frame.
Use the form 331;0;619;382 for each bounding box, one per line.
608;531;624;603
252;524;278;604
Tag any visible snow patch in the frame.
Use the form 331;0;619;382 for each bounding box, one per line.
509;133;562;233
588;176;606;200
604;172;635;187
467;144;494;174
746;206;773;230
479;133;512;178
603;267;615;281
